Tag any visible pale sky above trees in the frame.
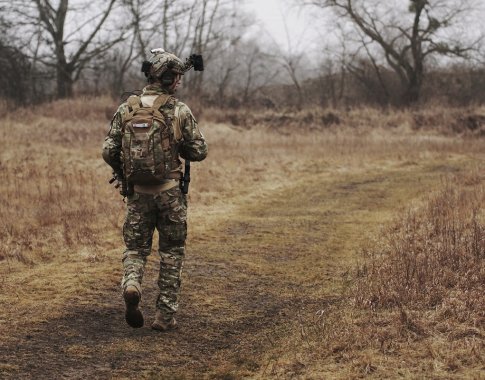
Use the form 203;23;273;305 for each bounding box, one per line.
243;0;311;49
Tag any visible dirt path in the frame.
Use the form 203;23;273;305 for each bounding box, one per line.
0;157;476;379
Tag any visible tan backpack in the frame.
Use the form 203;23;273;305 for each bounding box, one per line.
121;94;181;185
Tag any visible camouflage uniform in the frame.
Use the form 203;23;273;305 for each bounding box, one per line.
102;84;207;322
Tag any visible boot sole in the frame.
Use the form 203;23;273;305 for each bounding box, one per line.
124;290;144;328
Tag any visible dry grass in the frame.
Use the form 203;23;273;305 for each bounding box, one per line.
347;173;484;377
0;108;120;264
270;173;485;379
355;173;484;312
0;97;484;378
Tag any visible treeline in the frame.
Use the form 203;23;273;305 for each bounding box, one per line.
1;0;484;109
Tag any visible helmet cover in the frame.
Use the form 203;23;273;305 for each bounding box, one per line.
147;48;184;80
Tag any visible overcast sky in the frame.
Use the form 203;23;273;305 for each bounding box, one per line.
243;0;316;50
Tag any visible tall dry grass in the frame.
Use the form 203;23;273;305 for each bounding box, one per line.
0;97;484;266
355;173;484;314
0;98;121;264
293;173;485;377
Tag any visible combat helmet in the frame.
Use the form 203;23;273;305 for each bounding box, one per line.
141;48;204;84
142;48;185;82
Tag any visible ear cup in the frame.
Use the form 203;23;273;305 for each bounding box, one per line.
160;71;175;86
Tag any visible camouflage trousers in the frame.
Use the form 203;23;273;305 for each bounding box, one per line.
122;186;187;321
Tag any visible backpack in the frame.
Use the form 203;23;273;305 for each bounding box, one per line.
121;94;181;185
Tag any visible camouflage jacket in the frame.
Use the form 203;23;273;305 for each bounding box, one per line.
102;85;208;175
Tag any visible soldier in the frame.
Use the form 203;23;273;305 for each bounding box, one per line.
102;49;207;331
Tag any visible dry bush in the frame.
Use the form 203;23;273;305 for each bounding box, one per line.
204;107;343;130
20;96;117;122
354;173;485;314
203;104;485;137
0;98;9;115
290;174;485;377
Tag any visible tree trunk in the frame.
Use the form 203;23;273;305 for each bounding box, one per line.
295;84;303;111
57;62;74;98
403;84;419;105
402;74;422;105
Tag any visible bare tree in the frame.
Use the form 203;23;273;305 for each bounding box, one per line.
239;43;280;105
305;0;482;104
0;43;32;104
241;45;261;105
279;51;306;110
122;0;194;59
38;0;123;98
0;3;51;104
268;7;312;110
184;0;223;95
318;57;347;107
344;37;394;105
4;0;124;98
202;5;264;106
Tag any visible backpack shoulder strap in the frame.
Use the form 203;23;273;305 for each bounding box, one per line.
126;95;142;110
123;95;143;123
152;94;172;112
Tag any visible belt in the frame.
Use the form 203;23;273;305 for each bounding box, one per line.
134;180;178;194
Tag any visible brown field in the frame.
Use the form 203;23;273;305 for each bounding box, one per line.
0;98;484;379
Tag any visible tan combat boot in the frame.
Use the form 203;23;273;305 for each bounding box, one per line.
123;285;144;328
151;311;177;331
